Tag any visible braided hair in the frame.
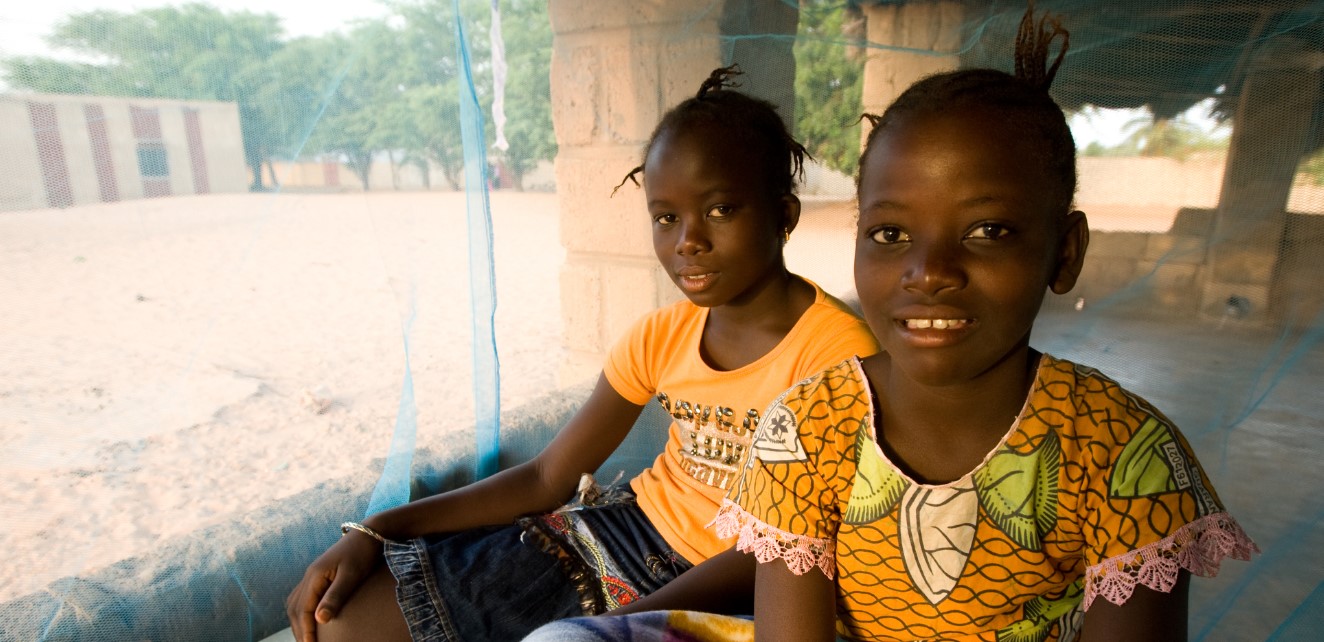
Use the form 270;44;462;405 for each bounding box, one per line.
615;65;809;200
858;1;1076;213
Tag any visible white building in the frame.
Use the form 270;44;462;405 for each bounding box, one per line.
0;93;247;212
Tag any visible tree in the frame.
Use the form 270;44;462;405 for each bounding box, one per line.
404;83;466;189
493;0;556;191
386;0;556;191
794;0;864;177
374;0;496;190
391;0;477;190
295;25;406;190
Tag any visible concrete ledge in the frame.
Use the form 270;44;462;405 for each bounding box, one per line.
0;383;670;641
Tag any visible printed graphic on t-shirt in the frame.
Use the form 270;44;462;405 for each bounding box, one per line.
657;391;758;490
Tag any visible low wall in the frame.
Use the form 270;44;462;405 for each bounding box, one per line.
1048;208;1324;328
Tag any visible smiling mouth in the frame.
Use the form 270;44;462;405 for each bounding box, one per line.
901;318;971;330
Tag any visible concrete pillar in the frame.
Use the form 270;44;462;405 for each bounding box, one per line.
1200;36;1321;325
548;0;797;384
719;0;799;130
859;1;964;148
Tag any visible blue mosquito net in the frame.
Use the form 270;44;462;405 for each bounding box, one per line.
0;1;1320;640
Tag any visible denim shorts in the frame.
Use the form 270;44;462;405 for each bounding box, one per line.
383;493;694;642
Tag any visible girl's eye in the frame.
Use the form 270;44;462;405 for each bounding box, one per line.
653;213;677;225
708;204;733;218
870;226;910;245
967;223;1011;240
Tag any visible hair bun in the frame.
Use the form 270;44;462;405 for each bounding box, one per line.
697;64;744;99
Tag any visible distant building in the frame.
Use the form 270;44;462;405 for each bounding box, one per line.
0;93;247;212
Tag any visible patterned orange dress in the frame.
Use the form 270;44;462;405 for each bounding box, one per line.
714;354;1258;641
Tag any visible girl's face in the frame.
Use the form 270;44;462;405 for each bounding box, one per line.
854;108;1086;387
643;126;797;309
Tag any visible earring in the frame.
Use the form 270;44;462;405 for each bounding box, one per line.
782;228;791;244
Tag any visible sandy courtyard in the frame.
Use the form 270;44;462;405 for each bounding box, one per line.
0;191;581;602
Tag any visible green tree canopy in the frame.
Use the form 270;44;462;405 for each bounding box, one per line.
794;0;864;178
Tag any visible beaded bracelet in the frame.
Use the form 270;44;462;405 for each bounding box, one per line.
340;521;388;544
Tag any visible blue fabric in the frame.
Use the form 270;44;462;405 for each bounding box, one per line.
366;300;419;516
451;0;502;480
385;525;580;642
521;612;676;642
384;496;693;642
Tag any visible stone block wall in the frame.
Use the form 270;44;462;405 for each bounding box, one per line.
1060;207;1324;329
1064;209;1212;317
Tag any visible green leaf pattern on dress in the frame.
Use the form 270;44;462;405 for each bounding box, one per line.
843;425;909;525
995;578;1085;642
1111;416;1180;497
1110;415;1219;514
973;430;1062;551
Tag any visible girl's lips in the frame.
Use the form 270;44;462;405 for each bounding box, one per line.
894;317;975;347
675;265;717;293
901;318;970;330
678;272;717;293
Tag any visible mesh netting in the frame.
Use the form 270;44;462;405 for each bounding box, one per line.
0;0;1320;640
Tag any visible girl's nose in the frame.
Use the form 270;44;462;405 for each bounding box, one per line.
676;220;710;255
901;240;966;297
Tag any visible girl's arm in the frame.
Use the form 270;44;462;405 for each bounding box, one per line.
1080;571;1189;641
288;374;644;636
754;559;836;642
364;373;644;537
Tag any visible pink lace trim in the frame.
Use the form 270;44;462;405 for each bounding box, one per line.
710;499;836;579
1085;512;1259;609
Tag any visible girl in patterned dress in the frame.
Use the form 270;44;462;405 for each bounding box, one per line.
284;66;879;642
525;4;1258;642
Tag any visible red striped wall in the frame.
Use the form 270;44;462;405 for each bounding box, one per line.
84;104;120;203
28;101;74;208
182;107;210;194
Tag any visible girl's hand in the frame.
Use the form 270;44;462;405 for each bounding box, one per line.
285;529;383;642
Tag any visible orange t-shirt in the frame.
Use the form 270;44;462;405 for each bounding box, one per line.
603;280;878;564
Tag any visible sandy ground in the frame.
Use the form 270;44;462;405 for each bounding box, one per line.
0;191;571;603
